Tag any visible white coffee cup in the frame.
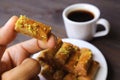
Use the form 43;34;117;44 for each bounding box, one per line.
62;3;110;41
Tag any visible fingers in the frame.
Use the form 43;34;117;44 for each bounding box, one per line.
2;34;56;66
20;34;57;54
0;16;18;45
0;16;18;60
0;46;6;59
1;58;41;80
37;34;57;49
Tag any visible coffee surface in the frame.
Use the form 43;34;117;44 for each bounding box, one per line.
67;10;94;22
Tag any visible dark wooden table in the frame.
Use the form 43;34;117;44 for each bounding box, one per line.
0;0;120;80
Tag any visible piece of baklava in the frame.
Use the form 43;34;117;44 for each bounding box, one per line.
74;48;93;76
78;61;100;80
15;15;51;41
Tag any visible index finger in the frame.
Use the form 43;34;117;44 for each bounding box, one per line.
2;34;56;66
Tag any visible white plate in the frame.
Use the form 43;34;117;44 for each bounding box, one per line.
32;38;108;80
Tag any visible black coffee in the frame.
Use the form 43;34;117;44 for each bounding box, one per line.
67;10;94;22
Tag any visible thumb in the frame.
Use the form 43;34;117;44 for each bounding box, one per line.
1;58;41;80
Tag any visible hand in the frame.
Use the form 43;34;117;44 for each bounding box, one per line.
0;16;56;80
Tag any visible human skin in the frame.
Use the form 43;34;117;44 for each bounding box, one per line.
0;16;56;80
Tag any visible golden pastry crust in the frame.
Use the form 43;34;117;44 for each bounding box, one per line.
64;61;100;80
63;73;77;80
53;70;66;80
41;64;55;80
65;47;81;73
78;61;100;80
37;38;63;66
54;42;74;65
15;15;51;41
74;48;93;76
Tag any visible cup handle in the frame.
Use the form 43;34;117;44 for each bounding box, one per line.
94;18;110;37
